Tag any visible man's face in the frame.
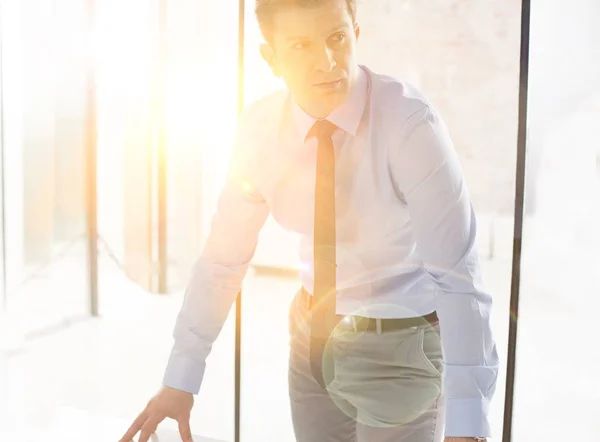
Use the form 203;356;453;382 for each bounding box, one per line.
261;0;360;119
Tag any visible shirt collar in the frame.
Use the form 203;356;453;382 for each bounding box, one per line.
291;65;367;140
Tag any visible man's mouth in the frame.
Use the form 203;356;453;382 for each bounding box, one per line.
314;79;343;89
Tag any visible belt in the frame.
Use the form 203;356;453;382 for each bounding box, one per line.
300;288;439;334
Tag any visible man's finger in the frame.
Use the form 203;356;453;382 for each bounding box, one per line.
178;416;194;442
119;410;148;442
138;418;161;442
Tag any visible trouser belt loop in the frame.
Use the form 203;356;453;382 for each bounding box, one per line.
351;316;358;332
302;288;312;309
376;318;382;335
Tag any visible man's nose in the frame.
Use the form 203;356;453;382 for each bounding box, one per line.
314;45;337;72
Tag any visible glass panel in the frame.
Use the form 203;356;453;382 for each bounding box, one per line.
358;2;522;438
96;0;239;440
0;0;94;438
240;1;522;441
1;0;239;439
163;0;239;440
515;0;600;439
96;0;157;292
165;1;239;293
0;0;90;336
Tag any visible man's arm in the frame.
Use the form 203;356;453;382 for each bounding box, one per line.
162;114;270;394
389;106;499;438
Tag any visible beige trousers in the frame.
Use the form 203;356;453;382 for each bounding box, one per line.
288;288;446;442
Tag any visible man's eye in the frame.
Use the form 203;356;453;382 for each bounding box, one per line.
331;32;346;43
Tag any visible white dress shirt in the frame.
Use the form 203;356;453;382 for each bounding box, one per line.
163;65;499;437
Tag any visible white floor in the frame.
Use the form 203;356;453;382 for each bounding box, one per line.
1;215;599;442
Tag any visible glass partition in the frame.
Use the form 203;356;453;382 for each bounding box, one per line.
164;1;239;440
238;1;523;440
0;0;91;336
513;0;600;439
95;0;240;440
355;2;522;437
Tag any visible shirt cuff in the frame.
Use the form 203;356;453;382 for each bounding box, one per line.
444;397;492;438
162;353;206;395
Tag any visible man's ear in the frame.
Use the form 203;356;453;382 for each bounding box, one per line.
260;43;280;77
354;23;360;41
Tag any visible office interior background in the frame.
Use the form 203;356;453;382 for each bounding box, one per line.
0;0;599;441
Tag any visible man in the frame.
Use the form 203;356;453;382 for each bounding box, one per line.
120;0;498;441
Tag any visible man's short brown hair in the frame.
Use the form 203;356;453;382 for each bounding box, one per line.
255;0;357;41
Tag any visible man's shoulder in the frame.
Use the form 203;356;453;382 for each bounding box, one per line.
231;89;288;166
365;66;434;123
238;88;288;131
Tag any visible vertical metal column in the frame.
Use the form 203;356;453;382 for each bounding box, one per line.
235;0;246;440
0;0;7;312
0;6;6;421
85;0;99;317
0;7;6;422
156;0;168;294
502;0;531;440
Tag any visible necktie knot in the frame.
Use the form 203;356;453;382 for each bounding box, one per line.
307;119;337;142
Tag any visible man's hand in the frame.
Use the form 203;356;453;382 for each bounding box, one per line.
119;386;195;442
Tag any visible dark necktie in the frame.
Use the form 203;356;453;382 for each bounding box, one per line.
308;119;339;388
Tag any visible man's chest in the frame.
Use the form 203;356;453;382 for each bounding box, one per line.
252;136;408;239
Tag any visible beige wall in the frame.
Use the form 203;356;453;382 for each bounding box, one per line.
356;0;600;216
356;0;522;215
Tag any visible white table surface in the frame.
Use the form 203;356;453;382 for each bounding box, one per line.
42;406;227;442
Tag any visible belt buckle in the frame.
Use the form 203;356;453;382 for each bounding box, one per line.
339;316;384;334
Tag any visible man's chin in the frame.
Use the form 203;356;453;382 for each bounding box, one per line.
314;87;349;107
297;87;349;118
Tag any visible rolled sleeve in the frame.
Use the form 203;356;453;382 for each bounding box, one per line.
389;106;499;437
